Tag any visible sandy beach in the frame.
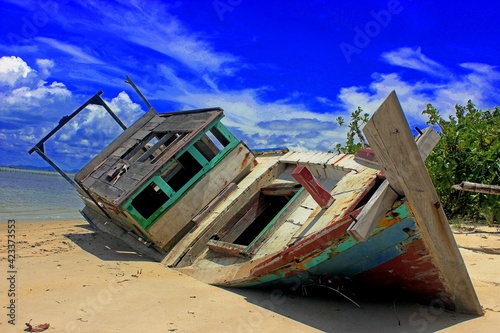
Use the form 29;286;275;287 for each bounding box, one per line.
1;219;498;333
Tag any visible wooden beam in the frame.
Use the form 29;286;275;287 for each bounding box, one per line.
348;126;440;242
452;181;500;195
362;90;482;315
222;195;270;243
207;240;249;258
260;182;302;197
347;181;398;242
415;126;441;160
291;166;334;209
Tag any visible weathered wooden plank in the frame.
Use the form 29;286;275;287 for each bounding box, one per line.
362;90;482;315
112;174;140;193
291;166;334;209
260;183;301;197
207;240;249;258
75;108;156;183
222;195;270;242
192;183;238;225
452;181;500;195
348;126;441;242
130;130;152;141
154;111;218;132
88;177;124;204
278;151;302;164
347;181;398;242
137;132;175;162
296;152;317;165
415;127;441;160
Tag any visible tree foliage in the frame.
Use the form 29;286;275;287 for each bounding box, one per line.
423;101;500;223
335;107;369;154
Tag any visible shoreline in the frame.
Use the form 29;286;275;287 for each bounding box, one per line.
0;220;498;332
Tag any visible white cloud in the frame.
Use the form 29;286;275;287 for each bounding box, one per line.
2;80;71;109
338;54;500;124
0;56;70;112
58;91;144;146
43;91;145;167
381;47;450;78
0;55;35;86
36;58;55;77
73;1;238;75
107;91;145;126
153;84;347;151
36;37;105;64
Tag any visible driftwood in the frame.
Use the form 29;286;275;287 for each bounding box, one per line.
452;182;500;195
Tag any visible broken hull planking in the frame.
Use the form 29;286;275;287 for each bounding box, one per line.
196;202;452;309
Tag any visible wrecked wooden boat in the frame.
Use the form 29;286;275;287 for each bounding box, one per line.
29;82;482;315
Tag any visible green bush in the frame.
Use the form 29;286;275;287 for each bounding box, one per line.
423;102;500;223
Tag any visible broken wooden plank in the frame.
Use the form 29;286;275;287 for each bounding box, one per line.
260;182;302;197
222;195;271;243
362;90;482;315
291;166;334;209
192;183;238;225
347;181;398;242
348;126;440;242
207;240;250;258
75;108;157;183
415;126;441;160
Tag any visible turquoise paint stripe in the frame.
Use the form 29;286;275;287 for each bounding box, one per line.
237;204;419;287
308;217;418;277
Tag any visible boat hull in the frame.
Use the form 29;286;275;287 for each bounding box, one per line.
203;202;452;308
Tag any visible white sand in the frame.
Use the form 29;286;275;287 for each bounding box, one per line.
0;220;498;333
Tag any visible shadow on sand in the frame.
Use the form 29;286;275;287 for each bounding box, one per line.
63;224;154;262
223;286;478;333
64;224;480;332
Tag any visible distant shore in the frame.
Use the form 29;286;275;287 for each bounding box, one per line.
0;166;77;176
0;220;498;333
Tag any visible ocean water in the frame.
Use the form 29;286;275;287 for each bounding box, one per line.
0;167;84;221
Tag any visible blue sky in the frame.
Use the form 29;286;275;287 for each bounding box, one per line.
1;0;499;171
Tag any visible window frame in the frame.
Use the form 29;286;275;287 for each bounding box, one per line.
122;121;239;230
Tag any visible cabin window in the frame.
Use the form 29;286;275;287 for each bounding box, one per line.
194;135;219;161
162;150;203;192
130;182;170;220
208;125;230;149
122;121;240;230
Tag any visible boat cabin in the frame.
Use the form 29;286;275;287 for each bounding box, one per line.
74;107;257;256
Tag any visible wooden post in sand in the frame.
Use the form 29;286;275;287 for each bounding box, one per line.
362;91;483;315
